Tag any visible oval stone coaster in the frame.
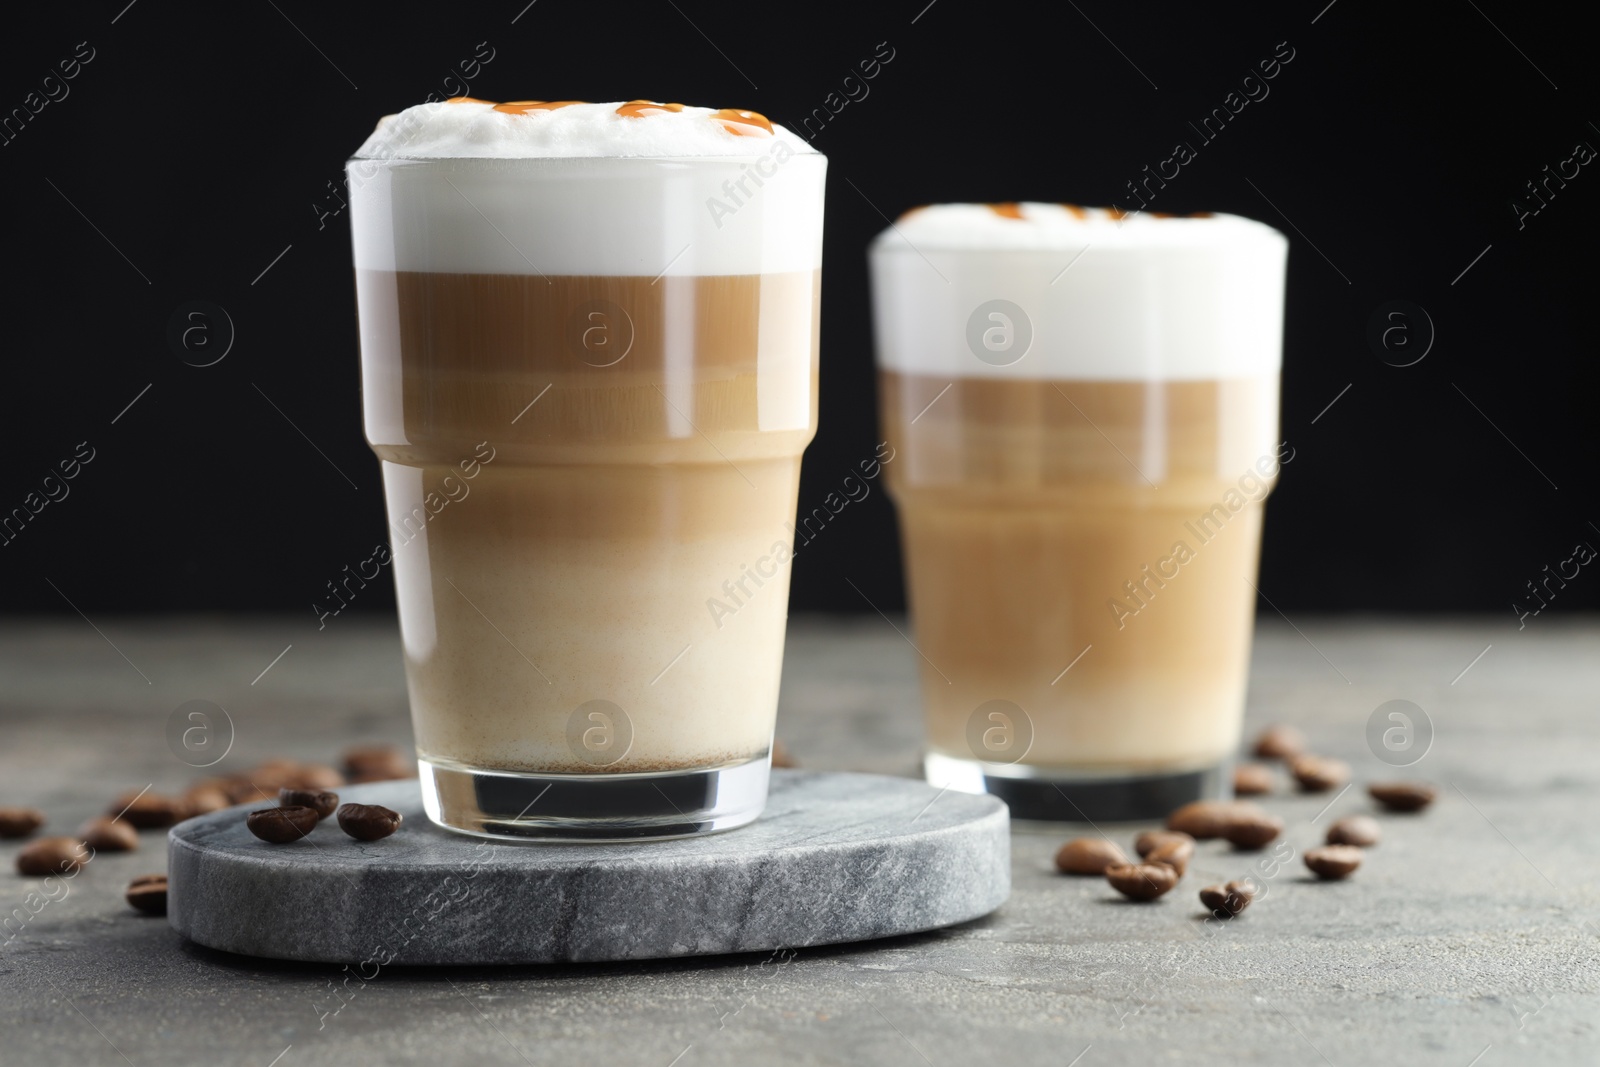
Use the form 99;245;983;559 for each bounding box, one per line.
168;770;1009;964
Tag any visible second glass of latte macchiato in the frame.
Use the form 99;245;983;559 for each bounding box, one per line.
870;203;1288;821
348;100;825;840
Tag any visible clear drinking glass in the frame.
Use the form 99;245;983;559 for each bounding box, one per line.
870;205;1287;821
348;151;826;839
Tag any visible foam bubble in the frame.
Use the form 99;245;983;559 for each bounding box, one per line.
870;203;1287;381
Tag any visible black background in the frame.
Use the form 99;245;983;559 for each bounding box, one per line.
1;0;1595;622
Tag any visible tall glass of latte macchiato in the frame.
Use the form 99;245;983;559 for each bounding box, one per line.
871;204;1287;821
347;100;825;840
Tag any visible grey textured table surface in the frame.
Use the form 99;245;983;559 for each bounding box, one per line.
2;615;1597;1065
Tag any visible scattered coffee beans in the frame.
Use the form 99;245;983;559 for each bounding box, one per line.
16;836;89;876
1199;880;1256;917
246;805;320;843
279;788;339;820
341;745;414;783
111;790;188;830
1326;815;1381;847
126;874;168;916
1105;862;1179;901
1142;835;1195;876
1252;724;1307;761
0;806;45;839
1222;808;1284;850
1369;782;1437;812
78;816;139;852
1289;755;1350;793
337;803;403;841
1304;844;1363;880
1233;763;1274;796
1055;837;1129;875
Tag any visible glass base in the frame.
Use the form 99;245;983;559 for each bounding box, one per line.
924;751;1230;823
419;756;770;842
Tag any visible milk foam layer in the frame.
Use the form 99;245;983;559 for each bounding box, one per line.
349;102;825;277
354;101;817;160
870;203;1287;381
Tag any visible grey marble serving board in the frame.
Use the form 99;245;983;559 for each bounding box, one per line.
166;771;1009;965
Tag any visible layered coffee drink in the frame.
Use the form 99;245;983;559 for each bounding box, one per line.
870;203;1287;820
348;100;825;838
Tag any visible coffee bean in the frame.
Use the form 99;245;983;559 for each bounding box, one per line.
1326;815;1381;847
1289;755;1350;793
1199;880;1256;917
1055;837;1129;875
246;805;320;843
0;806;45;839
1223;808;1284;850
337;803;403;841
126;874;168;916
78;816;139;852
1145;839;1193;876
1105;862;1179;901
1167;800;1276;843
16;836;89;876
285;763;345;791
1369;781;1437;812
1166;801;1237;839
1233;763;1274;796
111;790;188;829
770;739;797;769
279;788;339;820
341;744;414;783
1304;844;1363;880
1252;724;1307;761
1134;829;1194;858
182;782;232;815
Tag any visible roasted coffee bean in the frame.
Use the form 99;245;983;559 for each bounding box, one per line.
279;788;339;820
246;805;320;843
1304;844;1363;880
1134;830;1193;857
1145;839;1193;877
1369;781;1437;812
1326;815;1381;847
1105;862;1179;901
770;739;797;769
0;806;46;839
337;803;403;841
1199;880;1256;917
1136;830;1196;874
1233;763;1274;796
1223;808;1284;850
111;790;188;829
284;763;345;791
1055;837;1129;875
341;744;414;783
182;782;232;815
1289;755;1350;793
1166;801;1237;839
78;816;139;852
1252;724;1307;761
126;874;168;916
16;836;89;876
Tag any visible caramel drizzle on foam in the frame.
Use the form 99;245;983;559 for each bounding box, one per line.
493;100;585;114
443;97;775;137
895;202;1217;223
